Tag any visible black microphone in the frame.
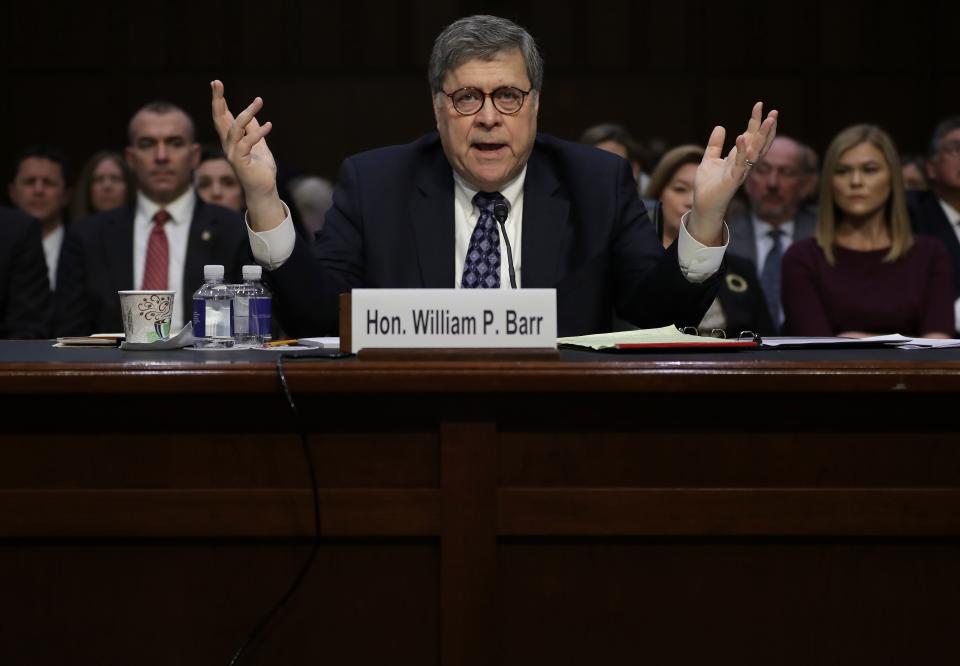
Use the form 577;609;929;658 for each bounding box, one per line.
492;200;517;289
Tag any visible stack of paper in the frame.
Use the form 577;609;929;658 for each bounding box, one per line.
558;325;757;350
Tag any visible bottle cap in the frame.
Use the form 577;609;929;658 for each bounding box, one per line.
242;265;263;281
203;264;225;280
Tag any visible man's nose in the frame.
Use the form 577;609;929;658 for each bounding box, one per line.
473;97;501;127
210;182;223;199
766;171;780;189
155;143;168;161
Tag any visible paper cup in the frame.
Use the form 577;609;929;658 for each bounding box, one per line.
118;290;175;343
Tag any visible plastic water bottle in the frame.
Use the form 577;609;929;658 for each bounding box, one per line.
233;265;272;346
192;265;234;348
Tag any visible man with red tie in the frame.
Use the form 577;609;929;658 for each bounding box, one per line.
55;102;250;336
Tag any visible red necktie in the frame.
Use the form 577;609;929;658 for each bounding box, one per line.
142;209;171;290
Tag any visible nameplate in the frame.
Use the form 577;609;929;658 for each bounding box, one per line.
347;289;557;352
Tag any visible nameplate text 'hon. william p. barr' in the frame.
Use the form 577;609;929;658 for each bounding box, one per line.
349;289;556;351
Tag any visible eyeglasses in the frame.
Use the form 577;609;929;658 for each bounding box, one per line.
442;86;532;116
939;141;960;158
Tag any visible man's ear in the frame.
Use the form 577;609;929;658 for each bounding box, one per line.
432;93;441;127
925;160;937;182
125;147;136;169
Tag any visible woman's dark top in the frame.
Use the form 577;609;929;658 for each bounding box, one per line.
781;235;954;337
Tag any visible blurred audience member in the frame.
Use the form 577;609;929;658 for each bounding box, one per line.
782;124;952;338
900;154;929;191
56;101;249;336
288;175;333;237
579;123;650;192
646;145;773;336
0;207;52;338
728;136;816;332
7;146;72;290
72;150;135;220
908;116;960;332
195;145;245;212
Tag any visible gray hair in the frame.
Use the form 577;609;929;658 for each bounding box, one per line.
428;15;543;94
928;115;960;158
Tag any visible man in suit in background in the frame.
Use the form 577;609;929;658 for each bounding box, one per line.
7;145;72;291
0;206;52;338
56;101;249;336
908;116;960;334
212;15;777;337
728;135;816;332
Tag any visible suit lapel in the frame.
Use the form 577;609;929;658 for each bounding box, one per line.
410;150;456;287
104;206;135;291
795;208;817;243
923;194;960;254
183;200;214;324
521;150;571;288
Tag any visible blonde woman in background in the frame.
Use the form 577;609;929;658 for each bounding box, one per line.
782;124;953;337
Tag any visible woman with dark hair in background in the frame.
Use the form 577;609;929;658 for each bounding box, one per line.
646;145;774;336
579;123;650;192
194;145;245;212
782;124;953;337
71;151;134;220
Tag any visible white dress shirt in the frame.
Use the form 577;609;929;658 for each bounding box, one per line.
246;173;727;289
752;216;796;275
937;198;960;330
42;223;64;290
133;189;196;332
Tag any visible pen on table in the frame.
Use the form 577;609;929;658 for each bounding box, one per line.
265;339;299;347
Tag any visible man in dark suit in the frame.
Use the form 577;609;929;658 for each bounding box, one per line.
7;145;72;291
211;15;777;337
727;135;816;332
908;116;960;334
56;102;249;336
0;207;52;338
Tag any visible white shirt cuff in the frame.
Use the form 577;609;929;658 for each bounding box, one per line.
246;201;296;271
677;210;728;283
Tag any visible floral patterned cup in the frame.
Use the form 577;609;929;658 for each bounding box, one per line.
118;290;175;343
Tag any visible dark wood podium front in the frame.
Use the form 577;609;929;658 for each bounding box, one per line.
1;342;959;665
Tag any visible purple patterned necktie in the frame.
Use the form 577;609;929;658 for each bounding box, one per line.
461;191;504;289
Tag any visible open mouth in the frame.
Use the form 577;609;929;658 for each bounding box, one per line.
473;143;506;153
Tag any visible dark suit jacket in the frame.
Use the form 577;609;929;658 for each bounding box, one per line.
908;190;960;306
716;254;775;337
269;133;721;338
0;207;52;338
55;198;250;336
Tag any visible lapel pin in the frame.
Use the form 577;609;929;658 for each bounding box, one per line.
201;230;211;242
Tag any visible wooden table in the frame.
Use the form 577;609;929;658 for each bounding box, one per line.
2;342;959;665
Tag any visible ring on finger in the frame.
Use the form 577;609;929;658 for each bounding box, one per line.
744;159;756;168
